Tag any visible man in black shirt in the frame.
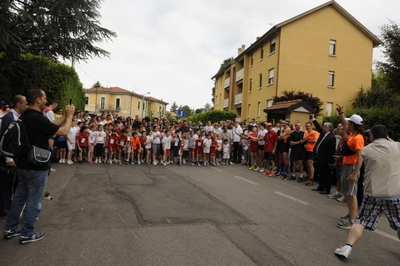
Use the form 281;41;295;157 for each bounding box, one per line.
4;89;75;244
289;121;306;181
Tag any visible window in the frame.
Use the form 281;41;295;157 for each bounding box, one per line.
84;96;89;105
267;99;273;107
326;102;333;116
219;94;222;104
328;71;335;87
100;97;105;109
260;46;264;60
249;79;253;92
268;68;274;85
248;104;251;118
250;54;254;65
215;95;218;105
329;40;336;56
143;102;146;111
257;102;261;116
138;100;141;110
270;38;276;53
259;73;263;89
116;98;120;110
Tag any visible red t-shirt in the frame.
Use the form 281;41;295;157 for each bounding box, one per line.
117;135;128;147
76;131;89;147
263;130;278;152
249;132;258;149
195;138;203;151
108;134;117;147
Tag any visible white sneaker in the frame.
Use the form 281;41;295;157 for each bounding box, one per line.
138;161;141;165
258;168;265;173
254;167;259;171
119;160;122;165
95;159;98;164
58;159;63;164
337;196;346;202
334;246;351;260
50;168;56;173
67;160;74;165
109;160;112;165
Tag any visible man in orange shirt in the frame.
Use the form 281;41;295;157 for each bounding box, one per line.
336;105;365;230
303;122;319;185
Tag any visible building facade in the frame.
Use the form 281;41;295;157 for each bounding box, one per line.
212;1;382;123
84;87;168;118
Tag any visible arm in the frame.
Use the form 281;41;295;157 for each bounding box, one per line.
336;104;348;126
348;149;363;184
54;105;75;136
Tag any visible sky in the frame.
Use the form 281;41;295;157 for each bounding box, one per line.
70;0;399;110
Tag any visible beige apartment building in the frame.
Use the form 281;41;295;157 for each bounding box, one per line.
84;87;168;118
212;0;382;123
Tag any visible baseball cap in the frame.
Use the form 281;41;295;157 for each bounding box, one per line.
345;114;363;125
266;123;273;127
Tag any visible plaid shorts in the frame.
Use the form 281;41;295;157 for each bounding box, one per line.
356;195;400;231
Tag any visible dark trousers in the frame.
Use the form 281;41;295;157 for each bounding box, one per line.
0;168;16;217
317;160;332;192
232;142;241;163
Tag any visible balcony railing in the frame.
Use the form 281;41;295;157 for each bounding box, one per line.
224;77;230;89
234;93;242;105
96;104;120;110
236;69;243;82
223;98;229;108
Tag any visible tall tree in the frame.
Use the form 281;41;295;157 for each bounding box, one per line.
204;103;211;111
0;0;117;61
273;90;323;115
181;105;192;117
218;57;234;72
377;20;400;93
92;81;102;88
170;101;178;112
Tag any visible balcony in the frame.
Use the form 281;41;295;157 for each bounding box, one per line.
236;69;243;82
223;98;229;108
234;93;242;105
224;77;230;89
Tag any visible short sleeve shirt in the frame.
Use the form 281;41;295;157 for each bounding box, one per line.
343;133;364;165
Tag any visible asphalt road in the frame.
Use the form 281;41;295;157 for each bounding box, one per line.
0;162;399;266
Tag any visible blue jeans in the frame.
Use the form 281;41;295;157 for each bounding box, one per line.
6;169;48;236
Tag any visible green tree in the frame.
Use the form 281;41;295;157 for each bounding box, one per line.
211;87;215;103
170;101;178;113
0;0;117;61
181;105;192;117
92;81;102;88
273;90;323;116
377;20;400;92
2;54;85;110
195;108;204;114
204;103;211;111
218;57;234;72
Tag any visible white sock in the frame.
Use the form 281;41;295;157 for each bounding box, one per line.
344;244;352;251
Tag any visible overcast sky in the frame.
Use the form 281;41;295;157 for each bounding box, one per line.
71;0;399;110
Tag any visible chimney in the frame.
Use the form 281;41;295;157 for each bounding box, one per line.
238;44;246;55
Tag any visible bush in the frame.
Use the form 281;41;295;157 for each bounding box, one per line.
186;110;237;124
323;107;400;141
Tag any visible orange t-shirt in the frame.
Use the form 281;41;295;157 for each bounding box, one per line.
130;136;141;150
343;133;364;165
304;130;320;152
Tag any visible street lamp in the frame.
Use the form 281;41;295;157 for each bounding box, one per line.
141;92;150;119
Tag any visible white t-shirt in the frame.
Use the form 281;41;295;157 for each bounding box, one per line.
145;135;153;149
258;129;267;145
162;136;172;149
68;126;79;143
152;131;161;144
96;131;106;144
232;126;243;142
203;138;211;153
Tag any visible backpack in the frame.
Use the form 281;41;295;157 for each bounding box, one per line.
0;118;30;158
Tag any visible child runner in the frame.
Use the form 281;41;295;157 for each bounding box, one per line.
94;125;106;163
76;125;89;164
88;124;96;164
107;128;118;164
162;130;172;165
117;128;128;164
222;139;230;165
203;134;212;166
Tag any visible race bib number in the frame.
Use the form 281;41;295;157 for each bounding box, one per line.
198;142;202;146
81;138;85;143
120;141;124;145
110;139;114;144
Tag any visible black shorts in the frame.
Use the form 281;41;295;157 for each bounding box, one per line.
258;145;264;151
305;151;315;160
291;152;305;161
58;140;67;149
264;152;274;160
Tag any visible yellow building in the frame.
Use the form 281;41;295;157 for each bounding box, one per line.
84;87;168;118
212;0;382;122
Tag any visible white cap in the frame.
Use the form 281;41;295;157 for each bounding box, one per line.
345;114;363;125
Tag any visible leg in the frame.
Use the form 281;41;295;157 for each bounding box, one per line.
347;195;358;221
346;223;365;245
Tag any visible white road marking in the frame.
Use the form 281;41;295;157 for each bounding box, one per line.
274;191;309;205
375;229;400;242
234;176;258;185
210;167;222;172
